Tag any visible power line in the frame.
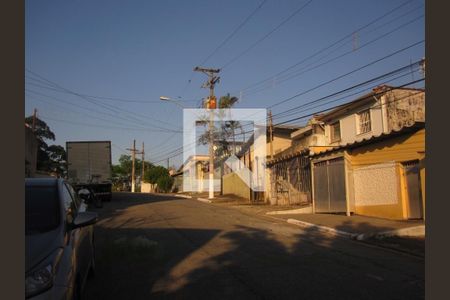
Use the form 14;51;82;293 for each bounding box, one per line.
25;88;182;132
275;78;424;126
220;0;315;70
241;13;424;97
25;69;181;131
26;74;198;103
267;40;424;109
38;114;181;132
271;59;424;120
199;0;269;66
231;0;419;96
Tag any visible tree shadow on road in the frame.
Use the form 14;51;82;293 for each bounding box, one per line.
83;202;424;300
152;223;424;300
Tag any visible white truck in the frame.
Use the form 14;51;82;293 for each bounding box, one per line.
66;141;112;202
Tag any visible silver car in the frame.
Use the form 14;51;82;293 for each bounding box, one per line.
25;178;97;299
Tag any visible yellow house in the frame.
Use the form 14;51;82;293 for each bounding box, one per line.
311;122;425;220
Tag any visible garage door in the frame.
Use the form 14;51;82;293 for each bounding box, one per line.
313;157;347;213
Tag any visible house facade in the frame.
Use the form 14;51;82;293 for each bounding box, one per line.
309;86;425;219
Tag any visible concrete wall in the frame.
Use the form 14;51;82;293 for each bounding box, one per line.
141;182;157;193
349;128;425;220
325;104;384;146
222;172;251;200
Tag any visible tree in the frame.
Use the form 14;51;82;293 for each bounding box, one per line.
197;93;242;157
144;165;168;184
25;115;67;177
143;165;173;193
156;175;174;193
112;154;154;178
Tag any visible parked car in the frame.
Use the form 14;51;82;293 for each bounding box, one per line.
25;178;98;299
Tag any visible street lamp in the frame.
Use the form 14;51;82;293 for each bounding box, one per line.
159;96;186;109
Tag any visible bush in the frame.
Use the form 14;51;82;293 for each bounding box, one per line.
156;175;174;193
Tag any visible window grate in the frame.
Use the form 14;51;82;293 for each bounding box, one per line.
358;110;371;134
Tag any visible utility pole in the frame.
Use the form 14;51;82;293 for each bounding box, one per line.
167;158;169;170
126;140;141;193
141;142;145;181
194;66;220;199
32;108;37;132
268;110;274;160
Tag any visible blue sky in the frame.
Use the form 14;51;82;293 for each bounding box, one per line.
25;0;425;167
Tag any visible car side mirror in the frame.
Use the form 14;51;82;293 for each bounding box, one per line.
71;211;98;230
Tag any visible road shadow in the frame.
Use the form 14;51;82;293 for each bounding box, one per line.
83;200;424;300
83;226;221;300
151;223;424;300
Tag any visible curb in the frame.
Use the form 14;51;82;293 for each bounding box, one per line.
196;197;212;203
171;194;193;199
266;206;313;215
356;225;425;241
286;218;425;241
287;219;358;239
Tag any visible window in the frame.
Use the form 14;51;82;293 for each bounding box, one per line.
62;184;78;224
25;186;60;234
330;122;341;142
357;109;371;134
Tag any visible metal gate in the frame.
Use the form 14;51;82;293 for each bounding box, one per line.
403;160;423;219
270;155;311;206
313;157;347;213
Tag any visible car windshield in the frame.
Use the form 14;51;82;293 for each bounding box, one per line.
25;185;60;235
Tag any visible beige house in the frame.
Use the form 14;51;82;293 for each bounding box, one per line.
222;125;299;202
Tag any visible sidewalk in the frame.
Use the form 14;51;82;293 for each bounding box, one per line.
169;192;425;257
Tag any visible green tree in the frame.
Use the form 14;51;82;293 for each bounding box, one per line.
156;175;174;193
112;155;154;178
25;116;67;177
197;93;242;156
144;165;168;184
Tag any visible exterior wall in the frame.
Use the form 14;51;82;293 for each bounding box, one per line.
352;162;405;220
141;182;156;193
222;172;250;200
325;104;384;146
271;135;292;155
349;129;425;220
385;89;425;131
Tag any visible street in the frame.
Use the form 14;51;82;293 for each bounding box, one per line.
84;192;424;300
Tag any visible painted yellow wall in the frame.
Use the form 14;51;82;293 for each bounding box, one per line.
349;129;425;166
349;129;425;220
270;136;292;155
223;172;251;200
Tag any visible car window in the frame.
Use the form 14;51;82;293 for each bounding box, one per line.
65;183;81;209
62;184;77;224
26;185;60;234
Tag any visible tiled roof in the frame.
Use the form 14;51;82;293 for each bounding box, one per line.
311;122;425;157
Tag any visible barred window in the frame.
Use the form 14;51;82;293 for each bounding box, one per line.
357;110;371;134
330;122;341;142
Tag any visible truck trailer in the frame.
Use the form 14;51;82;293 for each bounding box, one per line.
66;141;112;201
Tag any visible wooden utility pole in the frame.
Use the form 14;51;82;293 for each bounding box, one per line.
141;142;145;180
194;66;220;199
268;110;274;160
126;140;141;193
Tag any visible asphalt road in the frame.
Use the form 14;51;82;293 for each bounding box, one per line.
83;192;424;300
